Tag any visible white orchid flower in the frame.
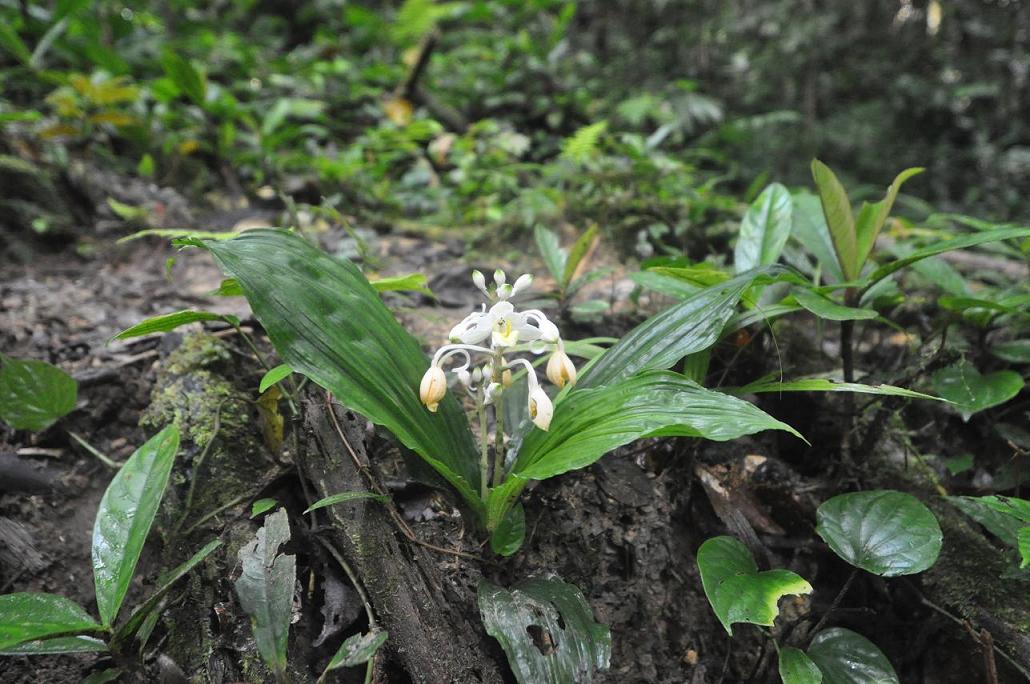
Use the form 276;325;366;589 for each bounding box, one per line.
419;365;447;412
527;384;554;431
546;346;577;388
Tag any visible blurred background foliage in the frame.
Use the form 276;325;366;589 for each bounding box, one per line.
1;0;1028;256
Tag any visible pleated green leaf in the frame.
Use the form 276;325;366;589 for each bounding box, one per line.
0;593;103;650
93;426;179;627
488;371;801;528
205;230;482;515
811;160;858;280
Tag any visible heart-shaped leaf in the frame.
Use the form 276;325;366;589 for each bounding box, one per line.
779;647;822;684
807;628;898;684
206;230;483;516
0;355;78;431
479;576;611;684
93;425;179;626
816;490;942;576
735;182;793;273
696;536;812;636
931;362;1023;421
0;593;103;650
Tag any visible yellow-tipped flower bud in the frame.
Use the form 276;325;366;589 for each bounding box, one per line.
546;349;577;388
419;366;447;412
528;385;553;431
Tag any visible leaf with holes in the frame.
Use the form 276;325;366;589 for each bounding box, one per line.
816;490;942;577
779;647;822;684
93;426;179;627
479;576;611;684
234;508;295;679
696;536;812;636
807;628;898;684
931;361;1023;421
0;356;77;431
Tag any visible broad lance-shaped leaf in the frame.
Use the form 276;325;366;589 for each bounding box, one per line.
534;226;566;283
93;425;179;627
488;371;801;529
0;593;104;650
696;536;812;636
0;355;78;432
811;160;858;281
0;635;108;655
479;576;611;684
234;508;295;678
807;628;899;684
205;230;482;515
779;647;822;684
579;267;783;389
735;182;793;273
791;191;844;283
791;288;877;322
324;630;388;673
112;309;240;340
816;490;942;577
733;375;940;401
853;167;924;269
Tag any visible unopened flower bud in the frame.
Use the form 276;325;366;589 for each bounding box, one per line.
493;269;506;286
456;368;472;388
546;349;577;388
502;368;513;387
496;283;513;300
528;385;553;431
512;273;533;295
472;270;487;293
538;318;560;343
472;367;484;384
419;366;447;412
484;382;502;405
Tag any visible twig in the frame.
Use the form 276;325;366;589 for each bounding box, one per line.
172;401;226;535
918;594;1030;680
981;628;999;684
180;491;251;536
68;431;122;469
808;568;858;642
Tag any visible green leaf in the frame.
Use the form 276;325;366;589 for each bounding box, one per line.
304;491;388;514
211;278;244;297
779;647;822;684
206;230;483;516
159;51;207;106
853;168;924;269
580;269;780;389
258;364;293;393
491;503;526;557
113;539;222;643
931;362;1024;421
0;356;77;431
864;226;1030;290
479;576;611;684
735;183;793;273
1018;527;1030;569
251;498;278;518
534;226;567;283
991;340;1030;364
815;490;942;577
116;228;240;244
0;594;103;650
735;376;939;401
0;23;31;65
791;191;844;283
561;121;607;163
234;508;294;678
0;635;108;655
93;426;179;626
811;160;858;281
948;495;1030;549
490;371;800;528
696;536;812;636
563;225;599;287
370;272;434;296
791;288;878;322
324;630;388;672
807;628;898;684
112;310;239;340
80;668;122;684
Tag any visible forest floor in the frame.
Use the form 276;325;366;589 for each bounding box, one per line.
1;170;1027;683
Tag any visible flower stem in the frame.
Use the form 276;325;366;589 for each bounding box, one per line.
492;396;505;487
478;392;490;501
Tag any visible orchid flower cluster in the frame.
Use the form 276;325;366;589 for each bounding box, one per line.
419;269;576;495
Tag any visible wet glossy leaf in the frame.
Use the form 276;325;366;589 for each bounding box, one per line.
779;647;822;684
325;630;388;671
1019;527;1030;569
488;371;800;528
206;230;483;517
0;635;107;655
304;491;388;514
93;426;179;626
791;288;877;322
479;576;611;684
491;503;526;557
234;508;295;678
580;268;782;389
0;593;102;650
816;490;942;576
931;362;1023;421
791;192;844;283
0;356;78;431
112;310;239;340
949;495;1030;551
807;628;898;684
735;183;793;272
811;160;858;280
696;536;812;636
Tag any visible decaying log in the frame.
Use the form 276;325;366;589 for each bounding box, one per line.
299;394;503;684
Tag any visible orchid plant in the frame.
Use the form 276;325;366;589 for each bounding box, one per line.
419;269;577;499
